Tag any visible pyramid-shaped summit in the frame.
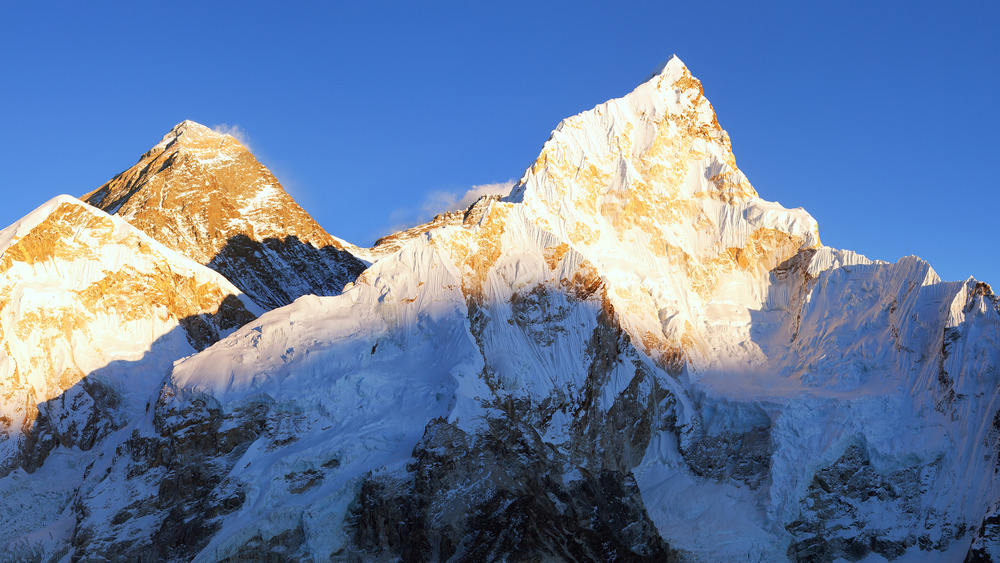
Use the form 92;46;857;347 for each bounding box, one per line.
641;53;684;82
152;119;228;148
83;120;366;310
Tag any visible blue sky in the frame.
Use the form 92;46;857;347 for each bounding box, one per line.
2;2;998;284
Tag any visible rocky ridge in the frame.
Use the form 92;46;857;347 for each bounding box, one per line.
358;194;503;263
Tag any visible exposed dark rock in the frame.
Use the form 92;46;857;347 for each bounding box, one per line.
69;392;270;561
208;234;366;311
509;284;570;347
350;418;679;562
786;441;956;562
218;525;307;563
681;425;772;489
13;378;121;476
966;505;1000;561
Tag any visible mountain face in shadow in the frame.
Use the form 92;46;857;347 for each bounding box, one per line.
82;120;365;309
12;293;252;477
209;234;366;310
0;295;258;558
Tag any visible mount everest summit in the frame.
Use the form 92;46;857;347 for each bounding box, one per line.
1;56;999;562
83;120;366;311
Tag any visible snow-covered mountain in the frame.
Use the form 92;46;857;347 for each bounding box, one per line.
82;121;365;310
3;56;999;561
0;195;261;553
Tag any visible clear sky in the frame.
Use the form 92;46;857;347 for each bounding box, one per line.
2;2;998;284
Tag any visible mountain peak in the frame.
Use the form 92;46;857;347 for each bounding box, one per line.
643;54;687;83
514;54;816;258
171;119;214;135
81;119;366;310
151;119;241;155
0;195;90;254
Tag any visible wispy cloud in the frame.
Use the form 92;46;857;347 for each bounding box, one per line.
420;181;515;219
212;123;252;150
376;180;515;242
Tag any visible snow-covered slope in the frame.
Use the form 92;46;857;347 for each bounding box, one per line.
82;121;366;310
8;57;1000;561
510;57;820;372
354;194;502;263
0;196;261;554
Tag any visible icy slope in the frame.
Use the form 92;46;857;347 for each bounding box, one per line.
82;121;366;309
14;57;1000;562
0;196;260;553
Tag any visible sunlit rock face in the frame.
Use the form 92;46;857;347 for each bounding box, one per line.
4;58;1000;561
82;120;365;310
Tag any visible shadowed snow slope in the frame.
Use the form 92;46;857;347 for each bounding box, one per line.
5;57;1000;561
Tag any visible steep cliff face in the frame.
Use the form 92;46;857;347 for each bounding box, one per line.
0;196;259;553
5;58;999;562
82;121;365;310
